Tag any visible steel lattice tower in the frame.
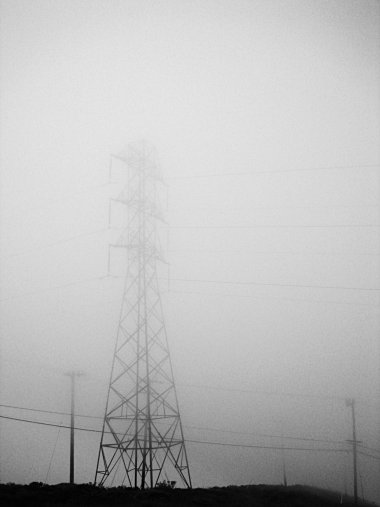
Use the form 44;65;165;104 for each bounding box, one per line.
95;143;191;489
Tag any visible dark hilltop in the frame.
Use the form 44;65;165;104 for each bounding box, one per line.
0;483;378;507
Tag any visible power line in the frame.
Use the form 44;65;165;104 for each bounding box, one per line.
185;438;348;453
107;155;380;179
173;204;379;211
4;382;378;422
358;450;380;461
177;382;346;401
0;414;349;454
3;407;380;455
4;412;380;458
1;273;377;306
2;223;377;261
179;383;380;405
168;248;380;257
4;175;377;220
45;417;64;484
168;277;380;292
166;164;380;180
166;224;379;229
183;423;345;445
2;267;378;307
3;182;114;216
89;274;380;293
167;289;379;309
3;227;377;261
111;156;380;179
0;414;101;433
177;383;380;407
0;275;109;303
358;443;380;455
0;403;346;445
2;228;111;259
0;403;100;420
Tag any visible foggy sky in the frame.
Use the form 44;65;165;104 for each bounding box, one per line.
0;0;379;503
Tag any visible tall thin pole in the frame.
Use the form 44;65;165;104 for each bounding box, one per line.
70;373;75;484
351;399;358;506
281;433;287;487
65;371;83;484
346;398;358;505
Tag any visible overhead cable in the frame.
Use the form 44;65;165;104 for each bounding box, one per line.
0;275;109;303
168;277;380;292
0;403;346;445
166;224;379;229
0;415;349;454
167;289;379;308
167;164;380;180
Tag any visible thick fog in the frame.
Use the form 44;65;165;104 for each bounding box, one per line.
0;0;379;503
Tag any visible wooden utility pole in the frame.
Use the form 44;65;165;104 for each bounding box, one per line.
280;431;288;487
65;371;83;484
346;398;358;505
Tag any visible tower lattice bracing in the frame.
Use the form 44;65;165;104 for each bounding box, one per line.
95;143;191;489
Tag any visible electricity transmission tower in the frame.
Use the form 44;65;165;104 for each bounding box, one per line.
95;142;191;489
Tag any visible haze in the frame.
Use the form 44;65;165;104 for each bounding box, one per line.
0;0;379;503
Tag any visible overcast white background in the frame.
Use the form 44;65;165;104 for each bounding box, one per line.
0;0;379;503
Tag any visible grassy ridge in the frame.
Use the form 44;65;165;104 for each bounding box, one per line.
0;483;377;506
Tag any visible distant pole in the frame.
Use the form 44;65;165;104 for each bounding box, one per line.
65;371;83;484
280;431;287;487
345;398;358;505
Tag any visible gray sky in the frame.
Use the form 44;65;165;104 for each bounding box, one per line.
0;0;379;502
